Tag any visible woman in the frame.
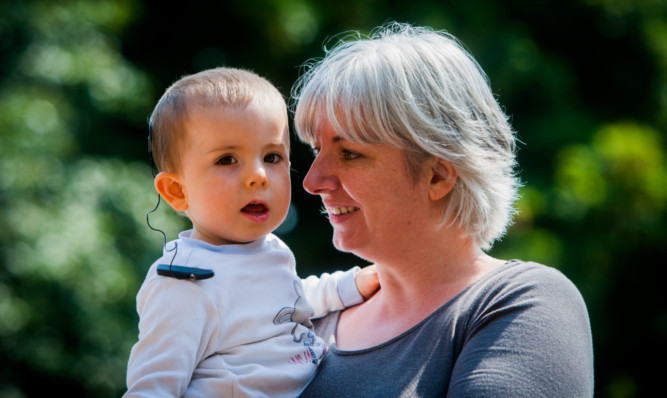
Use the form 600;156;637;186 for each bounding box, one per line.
292;22;594;397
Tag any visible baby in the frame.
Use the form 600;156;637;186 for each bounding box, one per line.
125;67;378;397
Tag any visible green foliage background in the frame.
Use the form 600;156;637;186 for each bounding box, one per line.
1;0;665;396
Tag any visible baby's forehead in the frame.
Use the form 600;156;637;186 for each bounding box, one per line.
183;101;291;146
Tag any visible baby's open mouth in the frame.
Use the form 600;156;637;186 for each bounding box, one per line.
242;202;268;214
241;202;270;223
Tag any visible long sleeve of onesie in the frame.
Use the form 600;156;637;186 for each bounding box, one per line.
302;266;363;318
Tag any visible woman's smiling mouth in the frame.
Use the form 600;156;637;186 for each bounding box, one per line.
327;206;360;215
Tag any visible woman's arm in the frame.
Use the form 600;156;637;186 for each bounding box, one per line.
448;264;594;397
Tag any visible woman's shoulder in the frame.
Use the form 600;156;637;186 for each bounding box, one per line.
476;259;583;298
493;258;567;277
445;260;589;331
458;259;591;332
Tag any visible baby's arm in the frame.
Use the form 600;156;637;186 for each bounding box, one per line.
301;265;379;319
125;277;217;397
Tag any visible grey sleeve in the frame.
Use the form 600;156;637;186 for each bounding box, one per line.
447;265;594;397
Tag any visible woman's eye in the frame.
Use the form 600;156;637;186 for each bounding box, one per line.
311;146;321;156
216;155;237;165
264;153;283;164
343;150;361;160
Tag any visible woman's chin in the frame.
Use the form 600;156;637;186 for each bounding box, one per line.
332;236;353;253
332;236;368;259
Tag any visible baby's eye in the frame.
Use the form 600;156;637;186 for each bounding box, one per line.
264;153;283;164
216;155;237;165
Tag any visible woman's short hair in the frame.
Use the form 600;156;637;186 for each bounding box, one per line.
292;22;520;250
150;67;287;172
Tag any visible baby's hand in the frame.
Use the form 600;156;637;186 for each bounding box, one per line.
355;265;380;299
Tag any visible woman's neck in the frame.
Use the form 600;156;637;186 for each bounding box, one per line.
336;234;503;350
376;240;491;307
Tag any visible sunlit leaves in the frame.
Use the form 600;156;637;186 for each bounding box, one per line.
0;0;163;395
0;283;30;334
0;88;75;157
277;0;319;48
554;122;666;222
555;144;608;218
17;1;152;118
594;123;666;207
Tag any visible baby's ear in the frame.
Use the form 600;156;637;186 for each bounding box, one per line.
428;158;457;201
154;171;188;212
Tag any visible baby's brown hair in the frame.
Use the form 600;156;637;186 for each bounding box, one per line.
149;67;288;172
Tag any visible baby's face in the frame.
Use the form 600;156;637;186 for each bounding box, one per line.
177;101;291;245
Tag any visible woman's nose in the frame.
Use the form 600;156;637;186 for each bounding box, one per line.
303;154;337;195
245;162;269;189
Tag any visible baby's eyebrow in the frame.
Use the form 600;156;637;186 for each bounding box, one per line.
206;145;239;154
265;141;288;150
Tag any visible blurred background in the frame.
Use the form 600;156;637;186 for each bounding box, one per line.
0;0;665;396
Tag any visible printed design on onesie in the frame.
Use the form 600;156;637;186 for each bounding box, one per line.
273;280;327;364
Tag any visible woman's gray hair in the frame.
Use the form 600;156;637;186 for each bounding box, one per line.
292;22;521;250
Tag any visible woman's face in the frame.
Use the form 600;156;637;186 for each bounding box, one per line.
302;117;433;261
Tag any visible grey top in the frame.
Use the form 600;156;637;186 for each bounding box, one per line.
301;261;594;397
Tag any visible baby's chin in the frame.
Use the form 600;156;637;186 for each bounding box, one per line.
230;224;284;244
189;229;267;246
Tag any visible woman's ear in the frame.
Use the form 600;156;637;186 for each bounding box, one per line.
428;158;458;201
154;171;188;212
